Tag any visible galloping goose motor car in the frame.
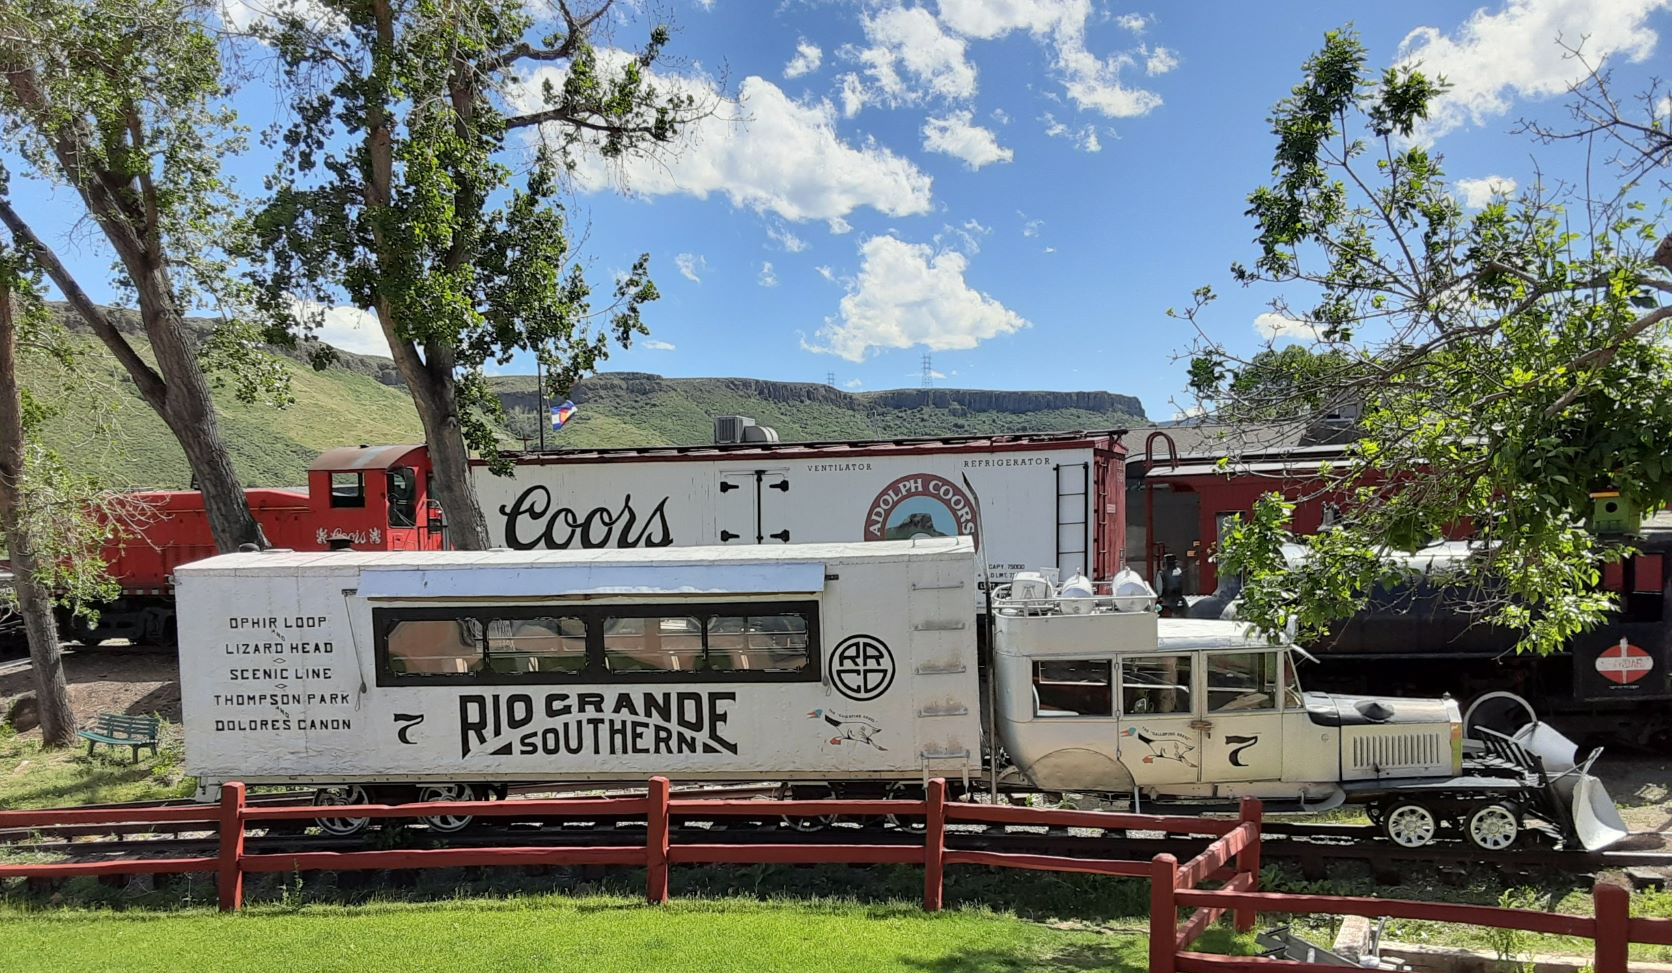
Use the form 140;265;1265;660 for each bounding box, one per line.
990;571;1629;852
174;539;1628;850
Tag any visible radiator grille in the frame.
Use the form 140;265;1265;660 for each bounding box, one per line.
1350;731;1443;772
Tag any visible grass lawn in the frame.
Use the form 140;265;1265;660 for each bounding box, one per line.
0;895;1229;973
0;724;193;811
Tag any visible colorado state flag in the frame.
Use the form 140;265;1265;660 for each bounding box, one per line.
551;400;577;429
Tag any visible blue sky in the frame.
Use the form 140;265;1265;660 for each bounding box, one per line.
12;0;1672;421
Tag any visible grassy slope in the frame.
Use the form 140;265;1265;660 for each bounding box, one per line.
0;727;192;810
28;334;426;490
0;897;1172;973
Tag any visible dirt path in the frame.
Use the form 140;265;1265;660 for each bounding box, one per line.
0;646;180;740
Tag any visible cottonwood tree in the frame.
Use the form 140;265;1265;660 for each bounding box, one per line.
0;251;125;746
0;0;286;552
252;0;702;549
1179;30;1672;656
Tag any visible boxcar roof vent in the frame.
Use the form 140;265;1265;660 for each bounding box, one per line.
714;415;779;445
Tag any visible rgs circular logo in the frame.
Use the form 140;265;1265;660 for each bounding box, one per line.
829;634;896;702
863;474;978;548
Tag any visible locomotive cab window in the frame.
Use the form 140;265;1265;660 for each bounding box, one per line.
1033;660;1113;717
1120;655;1193;715
387;468;418;527
329;472;366;508
1204;651;1280;712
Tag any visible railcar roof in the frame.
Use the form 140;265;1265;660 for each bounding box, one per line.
174;536;974;575
1153;618;1283;651
488;428;1127;465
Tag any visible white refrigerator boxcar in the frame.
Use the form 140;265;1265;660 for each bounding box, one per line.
175;539;981;791
469;431;1127;592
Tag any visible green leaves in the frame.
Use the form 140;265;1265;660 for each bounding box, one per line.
1187;27;1672;657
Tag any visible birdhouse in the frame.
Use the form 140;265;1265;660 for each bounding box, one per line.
1589;492;1640;536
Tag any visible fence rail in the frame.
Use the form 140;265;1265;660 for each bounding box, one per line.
5;778;1670;973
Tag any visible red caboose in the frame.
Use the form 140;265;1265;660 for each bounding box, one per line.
76;445;443;645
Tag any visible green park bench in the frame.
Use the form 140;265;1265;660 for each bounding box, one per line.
77;713;161;762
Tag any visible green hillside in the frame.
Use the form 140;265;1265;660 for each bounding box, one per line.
36;305;1145;487
493;373;1146;449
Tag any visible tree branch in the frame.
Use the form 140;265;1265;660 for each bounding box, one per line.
0;199;168;406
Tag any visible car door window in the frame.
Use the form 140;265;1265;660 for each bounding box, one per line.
1120;656;1193;715
1205;651;1279;712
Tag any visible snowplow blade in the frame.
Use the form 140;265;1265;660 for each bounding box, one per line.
1553;767;1630;852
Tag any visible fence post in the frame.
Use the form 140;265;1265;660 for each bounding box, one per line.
216;782;246;913
1151;854;1180;973
923;777;946;913
646;776;670;905
1594;879;1629;973
1235;796;1262;933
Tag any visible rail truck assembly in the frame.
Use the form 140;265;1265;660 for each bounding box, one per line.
173;539;1628;851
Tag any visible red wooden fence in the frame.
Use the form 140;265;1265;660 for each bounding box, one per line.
7;778;1666;973
0;777;1249;916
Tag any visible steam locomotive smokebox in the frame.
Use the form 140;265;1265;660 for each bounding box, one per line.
1589;492;1640;536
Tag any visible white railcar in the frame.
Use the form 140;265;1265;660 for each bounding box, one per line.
176;539;982;830
467;430;1127;595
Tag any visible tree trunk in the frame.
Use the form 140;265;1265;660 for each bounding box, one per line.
405;360;491;551
0;289;74;746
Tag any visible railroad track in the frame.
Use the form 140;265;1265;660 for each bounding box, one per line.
6;809;1671;880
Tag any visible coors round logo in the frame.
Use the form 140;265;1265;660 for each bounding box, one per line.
863;474;978;547
499;486;674;549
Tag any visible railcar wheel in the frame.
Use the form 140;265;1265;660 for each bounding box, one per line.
1381;801;1439;848
417;783;479;834
1464;803;1520;851
782;784;837;832
312;785;373;837
886;783;927;833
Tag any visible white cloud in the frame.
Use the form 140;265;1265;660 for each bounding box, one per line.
990;107;1011;125
1254;312;1318;342
784;39;823;79
921;111;1014;168
543;70;933;223
767;223;809;253
674;253;706;283
292;300;389;357
828;216;854;235
642;338;677;351
1021;217;1043;237
1113;12;1148;33
854;5;979;107
934;217;992;254
935;0;1166;118
1455;174;1519;208
694;0;714;9
816;265;837;282
1042;245;1056;253
845;378;865;389
1040;111;1098;150
219;0;342;32
1397;0;1672;140
759;261;779;288
807;235;1029;361
838;72;868;117
1144;46;1178;76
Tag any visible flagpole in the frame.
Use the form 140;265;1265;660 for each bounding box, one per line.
537;357;546;453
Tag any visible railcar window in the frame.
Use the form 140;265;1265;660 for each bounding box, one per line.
705;615;810;672
385;618;483;676
486;617;586;674
1205;652;1279;712
1120;656;1193;715
1033;660;1113;717
604;615;704;672
330;472;365;508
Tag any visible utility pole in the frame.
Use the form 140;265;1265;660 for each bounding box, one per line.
536;358;546;452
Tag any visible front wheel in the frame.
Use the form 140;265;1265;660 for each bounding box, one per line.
1464;802;1520;851
416;782;480;834
312;785;373;837
1381;801;1439;848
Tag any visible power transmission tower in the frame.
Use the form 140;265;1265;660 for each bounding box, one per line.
826;371;835;387
921;352;934;388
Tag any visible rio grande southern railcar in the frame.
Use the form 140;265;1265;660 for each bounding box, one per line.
175;539;982;832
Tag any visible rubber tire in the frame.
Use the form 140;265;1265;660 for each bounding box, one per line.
1464;802;1520;851
1381;801;1440;848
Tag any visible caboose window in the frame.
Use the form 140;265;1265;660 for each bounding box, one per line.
1032;660;1112;717
1120;656;1193;715
385;618;483;676
330;472;366;508
705;615;810;672
604;616;703;672
487;617;586;674
373;601;820;686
